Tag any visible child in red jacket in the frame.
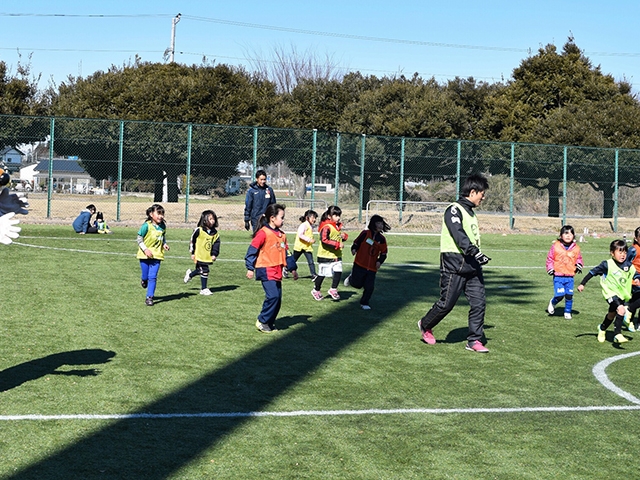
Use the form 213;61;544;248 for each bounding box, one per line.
343;215;390;310
245;203;298;333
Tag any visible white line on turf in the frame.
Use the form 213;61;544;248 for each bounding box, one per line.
592;350;640;404
12;241;544;268
0;405;639;421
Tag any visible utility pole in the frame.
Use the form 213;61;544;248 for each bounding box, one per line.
169;13;181;63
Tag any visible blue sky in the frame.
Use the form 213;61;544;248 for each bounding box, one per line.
1;1;640;92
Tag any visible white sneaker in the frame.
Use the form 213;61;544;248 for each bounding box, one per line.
547;300;555;315
199;288;212;296
184;269;192;283
564;312;572;320
344;275;351;287
361;304;371;310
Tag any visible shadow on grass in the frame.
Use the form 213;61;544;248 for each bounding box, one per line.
0;349;116;392
209;284;239;293
275;315;313;330
9;265;531;479
152;292;195;303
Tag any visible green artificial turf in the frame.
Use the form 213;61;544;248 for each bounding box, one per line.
0;225;638;479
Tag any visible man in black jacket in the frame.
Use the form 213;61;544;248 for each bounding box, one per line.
244;170;276;232
418;173;491;353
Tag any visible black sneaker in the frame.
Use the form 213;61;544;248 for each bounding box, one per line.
145;296;153;306
141;279;148;288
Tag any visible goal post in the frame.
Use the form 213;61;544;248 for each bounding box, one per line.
365;200;449;227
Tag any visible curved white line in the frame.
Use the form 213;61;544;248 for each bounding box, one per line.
592;351;640;404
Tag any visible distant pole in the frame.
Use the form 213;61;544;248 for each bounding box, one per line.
169;13;181;62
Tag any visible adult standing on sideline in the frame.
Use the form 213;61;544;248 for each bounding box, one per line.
244;170;276;232
417;173;491;353
72;204;98;234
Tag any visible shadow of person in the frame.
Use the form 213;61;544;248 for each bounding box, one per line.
209;285;239;293
0;349;116;392
275;315;312;330
443;325;493;345
153;292;194;304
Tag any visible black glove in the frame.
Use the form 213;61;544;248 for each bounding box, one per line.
575;264;583;274
244;220;250;231
474;251;491;265
547;269;555;276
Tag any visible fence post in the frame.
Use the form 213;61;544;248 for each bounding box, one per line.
614;149;619;232
252;127;258;178
456;140;461;198
185;124;192;223
562;146;567;225
399;137;405;224
334;132;340;206
116;121;124;222
311;129;317;208
359;134;366;223
509;143;515;229
47;117;54;218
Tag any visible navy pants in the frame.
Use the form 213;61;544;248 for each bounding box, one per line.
420;270;486;342
258;280;282;327
349;263;377;306
293;250;316;277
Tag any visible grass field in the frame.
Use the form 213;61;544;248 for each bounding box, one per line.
1;224;640;479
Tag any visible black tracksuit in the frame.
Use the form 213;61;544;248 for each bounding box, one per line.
420;197;486;343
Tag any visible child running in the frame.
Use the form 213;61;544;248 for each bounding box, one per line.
577;239;634;344
312;205;348;301
245;203;298;333
137;204;170;306
184;210;221;296
343;214;390;310
546;225;583;320
293;209;318;280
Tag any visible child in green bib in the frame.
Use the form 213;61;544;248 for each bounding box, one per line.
578;239;634;344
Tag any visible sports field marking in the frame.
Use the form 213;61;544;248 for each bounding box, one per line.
11;241;545;269
592;350;640;404
1;353;639;422
1;405;639;422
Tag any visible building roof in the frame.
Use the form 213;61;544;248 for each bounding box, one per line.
34;159;89;174
0;146;26;156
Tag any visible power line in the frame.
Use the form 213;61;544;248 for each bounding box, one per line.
4;12;640;58
0;13;170;18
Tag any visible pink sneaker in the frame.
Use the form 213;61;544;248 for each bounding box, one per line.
311;289;323;301
327;288;340;300
465;340;489;353
418;320;436;345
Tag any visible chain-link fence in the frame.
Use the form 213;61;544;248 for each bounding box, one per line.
2;113;640;232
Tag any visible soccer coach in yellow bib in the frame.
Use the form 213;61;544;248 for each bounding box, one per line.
418;173;491;353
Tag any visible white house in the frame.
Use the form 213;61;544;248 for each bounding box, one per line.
0;147;25;172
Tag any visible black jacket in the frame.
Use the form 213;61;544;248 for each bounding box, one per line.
440;197;483;275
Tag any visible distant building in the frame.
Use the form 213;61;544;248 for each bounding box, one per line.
0;146;25;172
31;159;94;193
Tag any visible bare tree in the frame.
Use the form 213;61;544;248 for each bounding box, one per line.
244;43;346;93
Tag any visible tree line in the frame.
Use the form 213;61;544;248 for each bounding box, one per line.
2;38;640;216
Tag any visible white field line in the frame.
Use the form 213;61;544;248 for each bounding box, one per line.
11;241;545;269
0;349;638;422
8;238;635;421
1;405;639;422
592;351;640;404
